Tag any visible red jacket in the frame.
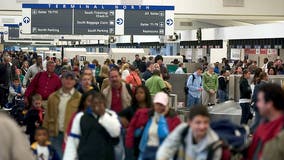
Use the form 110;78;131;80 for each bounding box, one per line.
247;115;284;160
125;108;181;148
25;71;61;100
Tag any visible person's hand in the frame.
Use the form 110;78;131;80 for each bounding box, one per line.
17;93;22;97
35;121;40;128
209;89;215;94
120;117;129;128
198;88;203;92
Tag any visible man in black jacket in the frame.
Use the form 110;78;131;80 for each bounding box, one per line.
142;62;154;81
239;70;252;124
0;54;12;108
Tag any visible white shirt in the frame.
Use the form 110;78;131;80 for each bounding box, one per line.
147;113;160;146
43;60;47;71
175;67;185;74
121;70;130;80
58;88;75;132
37;145;49;160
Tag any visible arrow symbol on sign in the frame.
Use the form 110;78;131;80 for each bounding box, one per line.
116;18;123;25
23;17;30;24
166;19;173;26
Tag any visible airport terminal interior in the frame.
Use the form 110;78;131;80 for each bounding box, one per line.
0;0;284;160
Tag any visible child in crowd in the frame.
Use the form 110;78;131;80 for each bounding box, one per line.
25;94;44;144
157;105;222;160
4;77;25;111
15;68;25;85
63;92;121;160
31;127;60;160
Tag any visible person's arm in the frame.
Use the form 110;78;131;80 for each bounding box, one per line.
9;86;18;96
156;123;188;160
24;72;39;99
23;68;31;87
214;75;219;92
157;116;169;140
158;78;166;90
63;112;84;160
202;74;210;92
99;110;121;138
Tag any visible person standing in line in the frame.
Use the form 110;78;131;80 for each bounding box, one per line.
24;61;61;109
133;54;142;71
43;72;81;158
23;55;43;88
0;54;12;108
218;70;228;103
155;55;170;80
142;62;154;81
202;64;218;106
175;63;185;74
239;70;252;125
42;56;50;71
262;58;269;73
186;67;203;108
145;69;168;95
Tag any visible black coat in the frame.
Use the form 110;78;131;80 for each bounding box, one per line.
25;108;43;143
239;78;252;99
78;112;119;160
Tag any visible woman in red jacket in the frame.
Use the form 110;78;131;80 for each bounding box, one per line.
126;92;181;160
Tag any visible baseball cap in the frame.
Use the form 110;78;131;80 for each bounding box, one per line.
153;92;169;107
61;71;75;80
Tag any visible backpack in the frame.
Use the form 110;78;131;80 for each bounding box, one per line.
184;74;198;95
179;119;249;160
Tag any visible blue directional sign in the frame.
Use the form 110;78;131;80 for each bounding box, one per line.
166;19;173;26
116;18;123;25
23;16;30;24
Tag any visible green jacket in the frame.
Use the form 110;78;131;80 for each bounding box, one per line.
202;72;218;92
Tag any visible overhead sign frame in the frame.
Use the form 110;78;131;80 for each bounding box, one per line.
21;3;174;36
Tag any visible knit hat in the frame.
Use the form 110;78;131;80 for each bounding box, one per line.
153;92;169;107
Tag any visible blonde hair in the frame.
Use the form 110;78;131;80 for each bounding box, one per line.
121;63;130;71
100;65;110;78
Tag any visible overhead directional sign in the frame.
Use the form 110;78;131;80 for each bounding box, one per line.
74;9;115;35
4;24;20;40
21;4;174;35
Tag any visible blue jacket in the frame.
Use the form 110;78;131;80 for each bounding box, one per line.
139;115;169;153
187;72;202;98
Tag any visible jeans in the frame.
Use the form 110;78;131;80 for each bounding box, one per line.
240;103;251;125
187;94;200;108
218;90;227;103
50;132;64;159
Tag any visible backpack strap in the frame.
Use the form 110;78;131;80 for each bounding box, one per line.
125;83;133;97
206;140;225;160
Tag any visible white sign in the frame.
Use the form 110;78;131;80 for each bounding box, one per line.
230;48;241;60
184;48;192;59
